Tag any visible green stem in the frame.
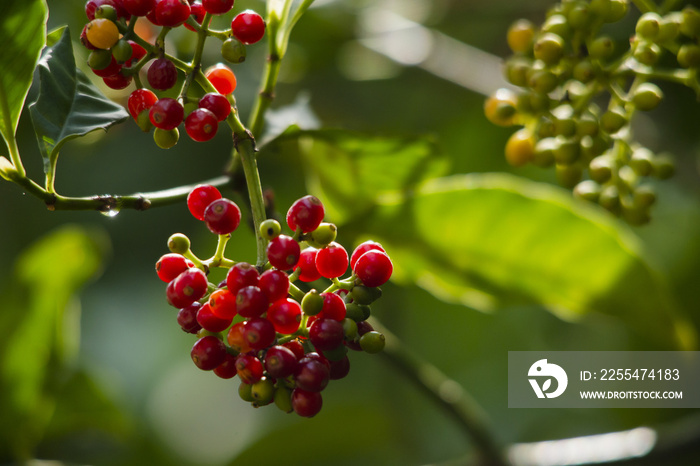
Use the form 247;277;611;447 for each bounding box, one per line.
631;0;658;13
370;317;508;466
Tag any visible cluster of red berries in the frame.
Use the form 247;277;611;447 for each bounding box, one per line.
79;0;266;148
155;186;393;417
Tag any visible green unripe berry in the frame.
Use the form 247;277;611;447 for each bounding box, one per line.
677;44;700;68
536;118;556;139
589;0;611;17
636;12;661;40
136;110;153;133
310;222;337;247
554;137;580;164
534;33;565;65
600;107;628;134
633;41;661;66
95;4;118;21
552;104;576;137
183;101;199;116
507;19;535;54
573;60;598;83
556;163;583;188
529;92;551;112
588;36;614;59
221;38;247;64
359;331;386;354
681;7;700;38
576;113;599;137
323;344;348;361
168;233;191;254
533;138;557;167
350;285;382;305
251;378;274;404
580;135;608;160
342;318;359;341
599;185;621;214
153;128;179;149
632;83;663;111
629;148;654;176
528;69;558;94
301;290;324;316
274;386;293;413
573;180;602;203
633;185;656;207
504;57;532;87
652;153;674;179
568;4;591;30
259;218;281;240
605;0;629;23
111;39;132;63
345;303;371;322
657;14;681;43
542;14;571;39
622;203;651;225
239;381;255;402
589;155;615;183
87;49;112;70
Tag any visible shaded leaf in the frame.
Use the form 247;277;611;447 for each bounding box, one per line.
28;28;129;177
0;0;47;153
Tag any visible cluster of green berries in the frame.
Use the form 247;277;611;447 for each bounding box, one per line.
155;187;393;417
80;0;265;148
484;0;697;225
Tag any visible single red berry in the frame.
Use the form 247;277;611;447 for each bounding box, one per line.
103;73;132;90
236;353;264;384
187;184;222;221
318;292;346;321
258;269;289;302
294;248;321;282
301;351;331;369
205;64;237;95
191;335;227;370
283;339;305;360
355;250;393;287
309;318;344;351
294;358;330;392
125;41;147;67
128;88;158;119
267;298;302;334
155;0;191;27
203;198;241;235
123;0;156;16
315;242;348;279
184;2;205;31
91;56;121;77
196;302;233;332
147;58;178;91
213;353;238;379
244;317;276;350
226;262;260;294
147;6;162;25
166;268;207;308
267;235;300;270
185;108;218;142
155;253;190;282
236;286;269;318
202;0;233;15
86;0;128;20
292;388;322;417
286;195;325;233
264;345;299;378
149;98;184;130
177;302;202;333
231;10;266;45
350;240;386;270
227;321;252;353
198;93;231;121
209;288;237;319
329;356;350;380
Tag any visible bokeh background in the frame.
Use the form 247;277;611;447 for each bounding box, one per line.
2;0;700;465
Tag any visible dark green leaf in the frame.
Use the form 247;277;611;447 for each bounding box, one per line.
29;28;129;176
362;173;692;348
0;0;47;153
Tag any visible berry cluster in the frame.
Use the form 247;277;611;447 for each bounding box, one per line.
484;0;694;225
79;0;265;148
156;187;393;417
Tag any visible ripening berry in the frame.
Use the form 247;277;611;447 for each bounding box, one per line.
507;19;535;53
484;89;518;127
147;58;178;91
86;18;120;50
205;64;237;95
128;88;158;119
504;129;535;167
227;322;252;353
209;288;237;320
231;10;266;45
533;33;564;65
236;353;264;384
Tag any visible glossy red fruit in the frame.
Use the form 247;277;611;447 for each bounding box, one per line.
258;269;289;302
319;292;346;321
177;302;202;333
283;339;305;360
294;358;330;392
167;268;208;308
185;108;218;142
187;184;222;221
208;288;237;319
128;88;158;119
155;0;191;27
147;58;178;90
227;322;252;353
355;250;393;287
198;93;231;121
235;353;264;384
213;353;238;379
243;317;276;350
123;0;156;16
184;2;206;31
286;195;325;233
264;345;299;378
196;302;233;332
315;242;348;279
125;41;147;67
267;235;300;270
235;286;269;318
202;0;233;15
203;198;241;235
226;262;260;294
329;356;350;380
156;253;190;282
309;318;344;351
149;98;184;130
205;64;237;95
292;388;322;417
267;298;302;334
103;73;132;90
350;240;386;270
294;248;321;282
191;335;227;370
231;10;266;45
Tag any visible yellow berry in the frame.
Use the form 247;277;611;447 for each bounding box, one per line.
507;19;535;54
86;18;119;50
484;88;518;127
505;129;535;167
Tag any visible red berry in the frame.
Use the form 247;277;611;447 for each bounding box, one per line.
294;248;321;282
236;353;264;384
191;335;227;370
355;250;393;287
213;353;238;379
319;292;346;321
91;55;121;77
167;268;208;308
203;198;241;235
267;298;302;334
198;93;231;121
196;302;232;332
329;356;350;380
155;253;190;282
292;388;322;417
267;235;300;270
264;345;299;378
243;317;276;350
177;302;202;333
205;64;237;95
125;41;147;67
128;88;158;119
185;108;218;142
155;0;191;27
184;2;205;31
86;0;128;20
187;184;222;221
226;262;260;294
309;318;344;351
295;358;330;392
202;0;233;15
123;0;156;16
147;58;178;91
283;339;305;360
231;10;266;45
149;98;184;130
235;286;269;318
286;195;325;233
208;288;237;319
258;269;289;302
350;241;386;270
103;73;132;90
315;242;348;279
227;322;251;353
346;321;373;351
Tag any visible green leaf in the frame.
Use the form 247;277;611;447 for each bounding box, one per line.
0;0;47;154
363;173;692;349
0;225;109;458
28;28;129;183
